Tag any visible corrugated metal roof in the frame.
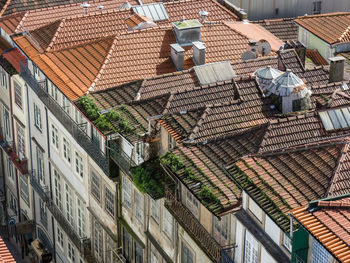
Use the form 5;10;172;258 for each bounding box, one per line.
320;107;350;131
132;2;169;22
194;61;236;86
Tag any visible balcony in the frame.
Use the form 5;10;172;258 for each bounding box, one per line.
30;171;84;253
109;140;136;175
82;238;98;263
20;62;109;176
164;190;233;263
0;128;28;174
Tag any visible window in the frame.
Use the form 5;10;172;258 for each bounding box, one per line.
75;151;84;178
151;244;159;263
283;233;292;252
39;199;47;226
292;99;302;112
68;242;76;263
105;187;115;217
134;190;144;223
77;198;86;238
63;137;71;163
66;183;74;225
94;220;103;259
92;126;100;146
122;177;131;209
136;142;145;160
151;198;160;223
0;68;7;90
122;228;132;262
163;208;173;239
244;230;258;263
51;124;59;149
213;215;228;244
14;81;22;108
17;124;25;159
57;226;64;248
181;241;194;263
184;189;199;218
134;241;143;263
49;82;58;101
63;96;71;115
36;146;44;184
6;157;14;182
168;133;176;149
313;1;322;14
53;169;62;211
248;198;263;222
312;238;330;263
8;191;17;215
19;173;29;202
34;103;42;130
300;28;309;48
91;172;101;202
3;107;10;140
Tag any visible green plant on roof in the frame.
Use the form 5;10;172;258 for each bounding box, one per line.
79;96;100;121
131;159;164;198
198;185;220;205
161;152;185;172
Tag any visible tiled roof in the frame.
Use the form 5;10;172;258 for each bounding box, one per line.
92;22;250;91
225;22;283;52
0;0;91;17
253;18;298;42
0;12;25;34
226;142;344;231
294;12;350;44
2;47;25;72
15;34;114;100
231;56;278;75
0;236;16;263
291;195;350;262
306;49;328;66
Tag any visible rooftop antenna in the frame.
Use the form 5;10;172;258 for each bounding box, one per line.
97;5;104;14
180;16;185;22
81;3;91;15
199;10;208;21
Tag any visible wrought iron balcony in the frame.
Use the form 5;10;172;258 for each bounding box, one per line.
0;127;28;174
109;140;136;175
164;190;234;263
30;171;84;252
20;62;109;176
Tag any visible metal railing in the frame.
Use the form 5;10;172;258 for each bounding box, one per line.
30;171;84;252
109;140;136;175
20;62;109;176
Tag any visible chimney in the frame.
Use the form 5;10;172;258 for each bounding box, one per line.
81;3;90;15
329;57;345;82
249;39;258;53
171;43;185;71
173;19;202;46
192;41;206;65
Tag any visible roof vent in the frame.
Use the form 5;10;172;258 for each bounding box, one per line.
192;41;206;66
194;61;236;86
199;10;208;21
97;5;103;13
171;43;185;71
81;3;90;15
173;19;203;46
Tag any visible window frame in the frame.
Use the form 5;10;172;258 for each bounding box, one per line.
33;103;42;131
75;151;84;178
91;171;101;202
19;173;29;203
105;187;115;218
163;207;174;240
63;137;71;163
181;240;194;263
134;190;144;224
57;225;64;248
14;81;22;109
51;124;59;150
151;198;160;223
122;176;131;209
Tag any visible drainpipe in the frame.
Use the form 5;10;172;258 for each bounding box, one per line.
0;147;9;239
174;221;178;263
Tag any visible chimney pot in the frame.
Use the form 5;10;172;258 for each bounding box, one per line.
171;43;185;71
329;56;345;83
192;41;206;66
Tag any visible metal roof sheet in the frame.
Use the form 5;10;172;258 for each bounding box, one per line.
320;107;350;131
194;61;236;86
132;2;169;22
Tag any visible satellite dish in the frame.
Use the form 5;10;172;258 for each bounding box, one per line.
241;50;258;61
256;40;271;56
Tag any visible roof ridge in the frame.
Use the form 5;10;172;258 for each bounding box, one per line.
0;0;11;17
296;12;350;20
46;19;65;52
338;26;350;42
187;106;211;142
63;7;130;21
326;143;350;197
14;11;29;33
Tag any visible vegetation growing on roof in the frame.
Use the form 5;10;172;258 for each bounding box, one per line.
198;185;220;205
78;96;135;134
130;159;165;199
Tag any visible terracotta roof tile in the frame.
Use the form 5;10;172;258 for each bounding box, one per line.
0;11;25;34
306;49;329;66
253;18;298;42
295;12;350;44
291;195;350;262
2;47;25;72
0;237;15;263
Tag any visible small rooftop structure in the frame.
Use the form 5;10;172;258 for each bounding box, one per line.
132;2;169;22
125;13;156;30
319;107;350;131
173;19;203;46
119;1;132;10
194;61;235;86
254;66;282;89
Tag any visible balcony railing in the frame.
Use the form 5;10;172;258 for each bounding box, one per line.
0;127;28;174
109;140;136;175
82;238;98;263
30;171;84;253
20;62;109;176
164;190;232;263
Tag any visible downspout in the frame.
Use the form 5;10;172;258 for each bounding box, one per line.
0;145;9;238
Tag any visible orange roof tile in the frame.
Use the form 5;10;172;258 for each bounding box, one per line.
0;12;25;34
295;12;350;44
306;49;329;66
225;22;283;52
125;13;155;29
3;47;26;72
0;237;15;263
291;195;350;263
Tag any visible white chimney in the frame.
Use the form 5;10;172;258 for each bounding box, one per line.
192;41;206;66
81;3;90;15
329;56;345;83
171;43;185;71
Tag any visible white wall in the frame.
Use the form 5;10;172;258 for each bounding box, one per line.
265;215;280;246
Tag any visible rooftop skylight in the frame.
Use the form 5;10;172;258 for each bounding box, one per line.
194;61;236;86
319;107;350;131
132;2;169;22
